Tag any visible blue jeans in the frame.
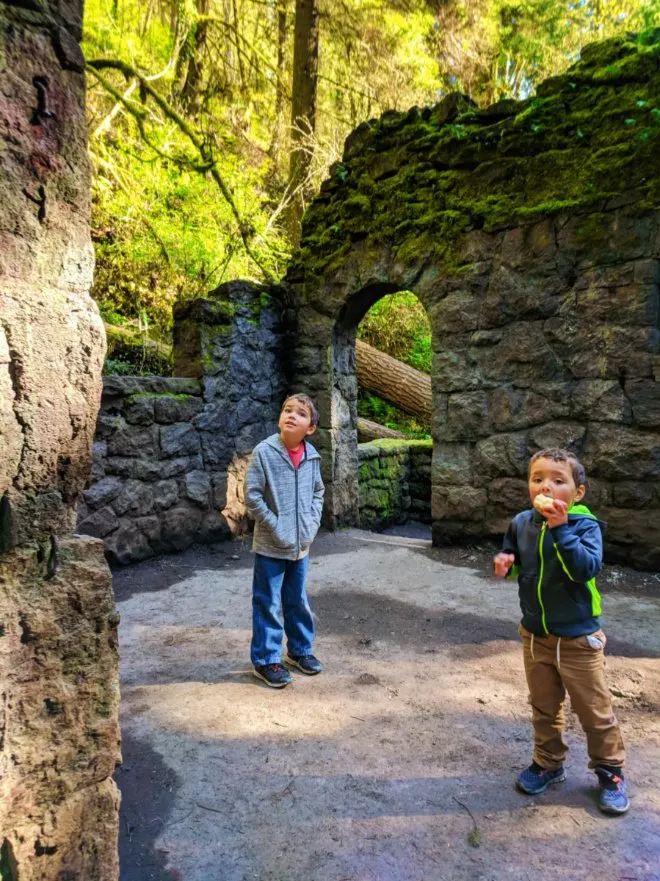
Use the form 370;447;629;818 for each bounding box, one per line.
250;553;315;666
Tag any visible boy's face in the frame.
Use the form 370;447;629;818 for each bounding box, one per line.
528;457;585;509
278;398;316;449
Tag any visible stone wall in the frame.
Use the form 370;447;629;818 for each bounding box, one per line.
78;281;288;565
0;2;120;878
286;33;660;570
358;440;432;530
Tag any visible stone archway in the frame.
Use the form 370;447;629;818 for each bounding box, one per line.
287;33;660;569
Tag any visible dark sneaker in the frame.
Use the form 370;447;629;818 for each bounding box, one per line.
516;762;566;794
595;767;630;815
285;653;322;675
252;663;293;688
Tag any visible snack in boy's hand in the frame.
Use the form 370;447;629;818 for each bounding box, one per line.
533;493;554;512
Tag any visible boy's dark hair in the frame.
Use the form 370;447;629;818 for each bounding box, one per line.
283;393;319;427
529;448;586;486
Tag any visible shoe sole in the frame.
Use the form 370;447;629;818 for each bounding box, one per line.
284;657;321;675
516;771;566;794
252;668;292;688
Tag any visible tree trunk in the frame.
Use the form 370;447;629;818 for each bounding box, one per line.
356;339;432;422
268;1;288;168
284;0;319;243
180;0;210;113
357;418;406;442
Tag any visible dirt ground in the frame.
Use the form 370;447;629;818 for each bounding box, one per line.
112;528;660;881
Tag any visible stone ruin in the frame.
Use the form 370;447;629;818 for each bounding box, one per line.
81;31;660;571
0;11;659;881
0;2;119;879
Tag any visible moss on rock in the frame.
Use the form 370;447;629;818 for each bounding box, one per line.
290;32;660;288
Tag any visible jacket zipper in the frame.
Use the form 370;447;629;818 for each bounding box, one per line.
537;522;549;634
294;465;300;559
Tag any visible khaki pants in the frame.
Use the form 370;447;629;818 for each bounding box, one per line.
519;624;625;770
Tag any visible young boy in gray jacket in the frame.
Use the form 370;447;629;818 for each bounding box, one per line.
245;393;325;688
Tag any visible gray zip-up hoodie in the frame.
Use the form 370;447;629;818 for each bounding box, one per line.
245;433;324;560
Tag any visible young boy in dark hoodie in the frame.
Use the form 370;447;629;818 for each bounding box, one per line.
493;448;629;814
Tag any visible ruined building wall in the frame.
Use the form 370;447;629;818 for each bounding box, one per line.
77;281;287;565
287;33;660;569
0;2;120;878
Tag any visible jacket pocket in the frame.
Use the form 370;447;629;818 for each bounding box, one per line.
270;513;296;551
298;512;318;549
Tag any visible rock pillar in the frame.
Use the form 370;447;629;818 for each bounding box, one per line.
0;2;120;878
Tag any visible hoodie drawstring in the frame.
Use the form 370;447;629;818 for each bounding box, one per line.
529;633;561;666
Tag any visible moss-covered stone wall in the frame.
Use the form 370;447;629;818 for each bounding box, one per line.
359;440;432;530
286;32;660;569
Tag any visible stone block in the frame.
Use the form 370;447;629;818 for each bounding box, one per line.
626;379;660;428
161;503;204;551
571;380;632;423
124;395;155;425
106;426;157;458
488;384;571;432
153;394;204;424
95;413;122;439
612;481;655;508
76;505;120;539
474;432;528;478
194;402;229;432
112;480;154;517
584;424;660;479
159;423;201;458
528;422;586;455
198;510;232;543
599;507;660;549
82;476;123;510
488;477;529;510
103;375;201;397
470;322;566;386
432;443;473;485
136;515;161;547
432;289;481;335
432;486;487;520
432;336;483;393
480;266;563;328
185;470;212;507
446;390;489;440
105;521;154;565
211;473;228;509
575;282;659;326
544;319;658;380
153;479;179;510
105;455;202;481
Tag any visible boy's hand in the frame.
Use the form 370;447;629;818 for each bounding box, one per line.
493;552;515;577
543;499;568;529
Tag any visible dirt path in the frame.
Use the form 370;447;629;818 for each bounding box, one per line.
112;530;660;881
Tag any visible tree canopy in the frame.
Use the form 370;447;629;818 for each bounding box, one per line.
84;0;658;358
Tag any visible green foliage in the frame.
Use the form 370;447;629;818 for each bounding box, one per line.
83;0;657;347
358;291;432;373
358;391;431;439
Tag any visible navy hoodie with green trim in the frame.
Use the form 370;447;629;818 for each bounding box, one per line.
502;503;605;637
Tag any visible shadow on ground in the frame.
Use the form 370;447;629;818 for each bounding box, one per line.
117;730;181;881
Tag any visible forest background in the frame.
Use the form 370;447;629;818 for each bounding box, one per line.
85;0;658;434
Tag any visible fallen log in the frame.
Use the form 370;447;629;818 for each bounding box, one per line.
356;339;432;421
357;417;406;442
